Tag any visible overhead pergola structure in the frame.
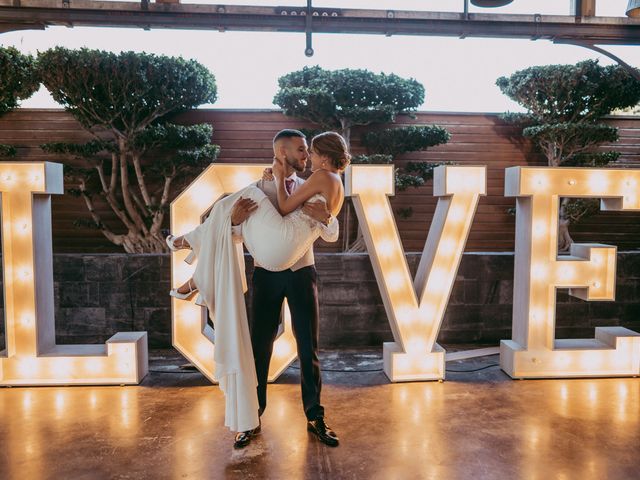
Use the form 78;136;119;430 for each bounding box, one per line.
0;0;639;74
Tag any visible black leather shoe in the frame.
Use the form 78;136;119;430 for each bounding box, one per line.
233;421;261;449
307;417;339;447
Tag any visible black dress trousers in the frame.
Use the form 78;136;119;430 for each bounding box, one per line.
250;265;324;421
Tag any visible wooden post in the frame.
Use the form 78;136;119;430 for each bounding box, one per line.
571;0;596;17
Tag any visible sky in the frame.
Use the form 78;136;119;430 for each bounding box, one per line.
1;0;638;114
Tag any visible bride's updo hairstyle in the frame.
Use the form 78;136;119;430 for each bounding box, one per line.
311;132;351;172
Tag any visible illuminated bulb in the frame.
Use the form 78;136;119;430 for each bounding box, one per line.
17;357;38;376
623;193;637;206
371;172;389;191
14;219;30;236
17;267;32;282
530;174;547;191
587;172;608;193
531;263;548;281
395;306;415;325
418;303;436;320
20;314;34;328
273;340;292;358
532;221;548;238
395;355;411;375
582;354;601;372
376;239;395;258
530;308;545;322
416;355;437;372
173;263;194;285
448;205;465;223
557;264;576;283
438;237;457;256
188;184;216;211
173;222;200;236
367;204;386;224
554;353;571;368
85;358;102;374
178;313;199;326
233;172;254;190
427;268;449;294
51;358;73;376
28;169;42;187
196;341;211;359
405;338;427;355
386;270;405;291
447;172;483;193
117;361;132;375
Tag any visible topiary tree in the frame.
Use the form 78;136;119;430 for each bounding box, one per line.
361;125;450;191
273;66;425;146
497;59;640;251
38;47;219;253
274;66;425;249
0;47;40;158
344;125;450;251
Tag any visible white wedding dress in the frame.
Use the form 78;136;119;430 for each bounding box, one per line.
183;184;331;433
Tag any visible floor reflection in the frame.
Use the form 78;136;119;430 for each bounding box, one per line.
0;357;638;479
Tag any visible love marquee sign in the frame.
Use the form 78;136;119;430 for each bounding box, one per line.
0;162;638;386
347;164;640;381
0;163;147;386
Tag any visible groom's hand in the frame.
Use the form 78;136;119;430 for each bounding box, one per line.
262;168;274;181
231;197;258;226
303;201;332;226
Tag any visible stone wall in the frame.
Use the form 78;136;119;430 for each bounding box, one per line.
0;253;638;349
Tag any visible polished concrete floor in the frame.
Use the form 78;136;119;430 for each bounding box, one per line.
1;349;638;480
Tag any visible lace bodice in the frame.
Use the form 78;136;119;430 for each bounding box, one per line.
241;189;326;271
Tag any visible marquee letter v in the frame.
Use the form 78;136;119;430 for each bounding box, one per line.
346;165;486;381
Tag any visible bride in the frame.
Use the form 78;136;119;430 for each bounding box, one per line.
167;131;350;434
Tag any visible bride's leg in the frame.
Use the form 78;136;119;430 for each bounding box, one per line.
166;234;191;251
175;236;190;249
177;278;196;294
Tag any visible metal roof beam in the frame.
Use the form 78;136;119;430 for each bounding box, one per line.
0;1;639;45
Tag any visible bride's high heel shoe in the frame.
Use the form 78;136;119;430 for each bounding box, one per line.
166;235;196;265
170;279;198;300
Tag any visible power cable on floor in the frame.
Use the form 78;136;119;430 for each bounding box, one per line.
287;365;383;373
445;364;500;373
149;369;202;374
149;361;501;375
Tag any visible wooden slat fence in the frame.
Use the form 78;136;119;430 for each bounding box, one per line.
1;108;639;252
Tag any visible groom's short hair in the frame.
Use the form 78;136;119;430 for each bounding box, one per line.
273;129;306;144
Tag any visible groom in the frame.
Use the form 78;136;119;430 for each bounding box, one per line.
230;129;340;449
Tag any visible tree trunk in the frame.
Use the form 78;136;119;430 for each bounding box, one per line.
558;198;574;253
120;230;167;254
